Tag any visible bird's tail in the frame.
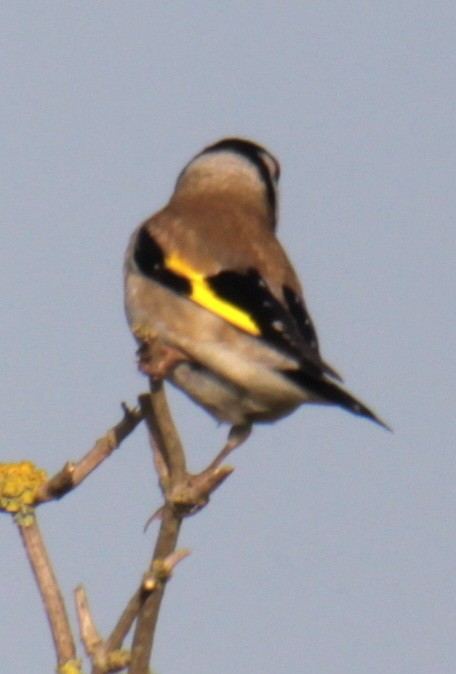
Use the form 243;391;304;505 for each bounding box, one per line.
285;369;391;431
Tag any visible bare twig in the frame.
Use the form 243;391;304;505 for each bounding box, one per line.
75;586;131;674
38;403;143;503
129;382;235;673
18;517;76;667
139;386;187;484
10;379;236;673
104;590;142;654
128;385;186;673
8;402;142;672
142;548;191;592
140;388;233;513
75;585;103;658
129;503;183;673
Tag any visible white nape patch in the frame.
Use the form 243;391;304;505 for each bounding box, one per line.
182;151;263;188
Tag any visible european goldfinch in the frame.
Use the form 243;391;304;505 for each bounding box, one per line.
124;138;387;454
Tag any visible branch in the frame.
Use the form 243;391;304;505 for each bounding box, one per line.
38;403;143;503
1;401;143;671
128;385;185;673
128;383;234;673
104;589;141;654
139;386;187;485
19;517;77;667
4;383;235;672
0;462;77;669
74;586;130;674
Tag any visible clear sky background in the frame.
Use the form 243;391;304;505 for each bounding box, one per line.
1;3;455;673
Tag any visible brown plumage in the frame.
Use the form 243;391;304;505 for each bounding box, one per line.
124;138;388;453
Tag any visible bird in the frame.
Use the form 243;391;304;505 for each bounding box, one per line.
124;137;388;461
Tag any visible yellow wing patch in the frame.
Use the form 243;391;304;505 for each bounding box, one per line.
166;254;260;336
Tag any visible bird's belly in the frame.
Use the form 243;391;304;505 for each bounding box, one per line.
169;360;304;426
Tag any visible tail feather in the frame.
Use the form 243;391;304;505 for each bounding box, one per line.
285;369;391;431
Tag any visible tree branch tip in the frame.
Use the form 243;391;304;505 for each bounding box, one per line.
215;464;235;479
60;461;76;480
197;463;235;494
63;460;76;472
143;505;165;532
163;548;191;571
74;585;103;655
120;400;143;423
142;549;190;593
74;584;90;607
37;461;76;502
121;400;134;414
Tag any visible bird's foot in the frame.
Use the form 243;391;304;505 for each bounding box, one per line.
205;423;252;473
137;341;187;382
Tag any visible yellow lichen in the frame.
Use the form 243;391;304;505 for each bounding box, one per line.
57;659;83;674
106;649;131;670
0;461;48;525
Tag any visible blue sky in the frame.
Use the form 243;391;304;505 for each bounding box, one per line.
1;3;455;673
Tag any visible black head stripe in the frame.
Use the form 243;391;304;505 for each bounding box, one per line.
133;226;191;295
204;138;278;215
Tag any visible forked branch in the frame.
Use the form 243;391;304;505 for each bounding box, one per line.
128;383;233;673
